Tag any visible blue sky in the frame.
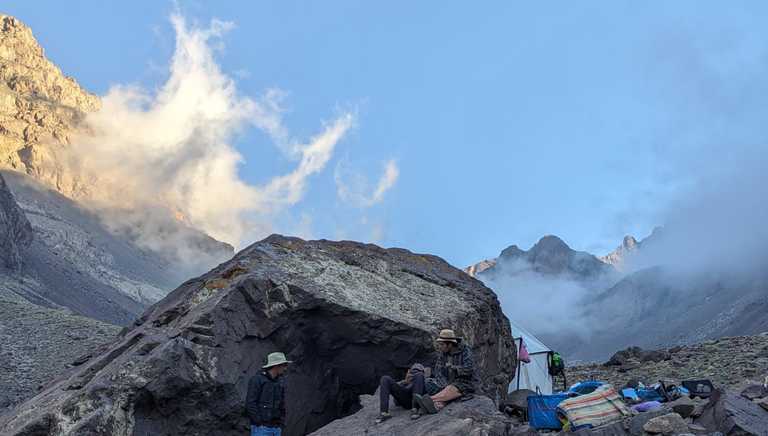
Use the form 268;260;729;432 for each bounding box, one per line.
5;1;768;268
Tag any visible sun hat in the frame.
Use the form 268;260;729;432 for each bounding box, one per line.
263;352;292;368
435;329;459;343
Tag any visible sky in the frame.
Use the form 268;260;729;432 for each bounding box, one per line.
5;1;768;268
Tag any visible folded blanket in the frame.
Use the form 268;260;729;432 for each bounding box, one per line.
557;384;631;429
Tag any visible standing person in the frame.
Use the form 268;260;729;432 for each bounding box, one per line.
246;352;292;436
414;329;477;414
376;363;427;423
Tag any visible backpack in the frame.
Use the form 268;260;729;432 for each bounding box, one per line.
548;351;565;376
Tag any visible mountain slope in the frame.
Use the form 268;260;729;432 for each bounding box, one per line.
0;288;119;410
0;168;31;271
469;231;768;363
567;266;768;361
2;170;180;324
0;171;122;412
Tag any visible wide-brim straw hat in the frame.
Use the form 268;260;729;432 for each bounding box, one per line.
263;352;292;368
435;329;459;343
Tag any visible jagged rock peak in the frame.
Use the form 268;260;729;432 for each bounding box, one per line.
600;234;641;268
0;172;32;271
529;234;572;255
0;234;516;436
464;258;497;277
499;244;525;259
0;14;100;192
0;15;99;110
622;235;638;249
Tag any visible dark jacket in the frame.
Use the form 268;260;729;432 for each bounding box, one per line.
245;371;286;427
433;342;478;394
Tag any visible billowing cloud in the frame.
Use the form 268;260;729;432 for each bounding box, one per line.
63;13;352;257
334;159;399;207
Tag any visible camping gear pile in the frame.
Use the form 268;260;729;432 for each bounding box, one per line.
509;377;724;432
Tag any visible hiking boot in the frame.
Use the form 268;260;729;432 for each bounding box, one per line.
414;394;438;414
374;412;392;424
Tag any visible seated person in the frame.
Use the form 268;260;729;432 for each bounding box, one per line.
376;363;427;423
414;329;477;414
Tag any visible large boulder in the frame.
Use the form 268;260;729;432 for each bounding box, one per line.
0;172;32;271
0;235;516;436
695;389;768;435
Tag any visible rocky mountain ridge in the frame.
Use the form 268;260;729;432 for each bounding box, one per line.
0;15;99;194
473;235;615;283
467;230;768;362
0;15;234;265
599;235;639;269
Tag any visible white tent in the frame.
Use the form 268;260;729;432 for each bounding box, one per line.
508;322;554;395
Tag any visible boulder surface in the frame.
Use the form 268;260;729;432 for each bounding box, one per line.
309;388;515;436
0;235;516;436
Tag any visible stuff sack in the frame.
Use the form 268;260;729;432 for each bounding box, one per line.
621;388;639;402
527;393;570;430
681;379;715;399
636;387;666;403
557;384;631;430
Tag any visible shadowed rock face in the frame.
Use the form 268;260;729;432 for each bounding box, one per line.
0;172;32;271
0;235;516;436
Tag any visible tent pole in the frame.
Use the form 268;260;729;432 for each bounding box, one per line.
516;338;522;391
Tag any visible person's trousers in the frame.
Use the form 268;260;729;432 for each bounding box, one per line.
250;425;281;436
379;374;425;413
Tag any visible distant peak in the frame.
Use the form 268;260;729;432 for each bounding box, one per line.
499;244;524;259
531;235;571;253
600;234;641;268
622;235;638;249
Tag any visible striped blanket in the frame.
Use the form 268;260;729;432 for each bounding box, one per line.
557;384;630;429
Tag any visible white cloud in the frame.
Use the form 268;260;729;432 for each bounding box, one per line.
334;159;399;207
63;13;352;254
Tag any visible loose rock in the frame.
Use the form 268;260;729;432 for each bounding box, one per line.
643;413;689;435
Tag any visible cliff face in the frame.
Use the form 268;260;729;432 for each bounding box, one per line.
0;171;31;271
0;235;516;436
0;15;99;194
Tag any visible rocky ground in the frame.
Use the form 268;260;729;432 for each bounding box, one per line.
0;287;119;410
566;334;768;392
312;335;768;435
